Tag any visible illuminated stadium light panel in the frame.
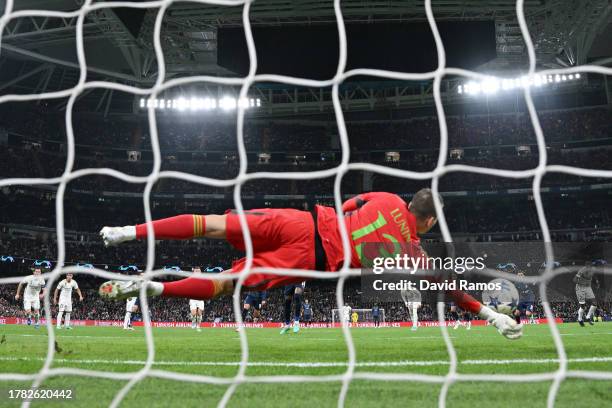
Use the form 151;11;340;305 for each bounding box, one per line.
139;97;262;111
458;73;581;95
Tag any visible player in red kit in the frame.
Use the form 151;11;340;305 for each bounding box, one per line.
98;188;522;339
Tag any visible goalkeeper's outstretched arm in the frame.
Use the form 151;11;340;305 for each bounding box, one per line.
447;289;522;340
99;214;227;246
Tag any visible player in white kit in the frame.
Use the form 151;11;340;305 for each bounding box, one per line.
122;272;144;330
342;304;352;327
124;296;139;330
401;288;422;331
189;267;204;331
15;267;46;328
54;273;83;329
189;299;204;331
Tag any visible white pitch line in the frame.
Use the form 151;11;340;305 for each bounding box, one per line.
0;356;611;368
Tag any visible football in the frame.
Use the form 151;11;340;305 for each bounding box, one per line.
482;278;519;315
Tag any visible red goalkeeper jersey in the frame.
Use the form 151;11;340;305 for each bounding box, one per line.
315;192;420;271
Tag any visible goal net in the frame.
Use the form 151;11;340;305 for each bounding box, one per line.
1;0;611;407
331;308;386;324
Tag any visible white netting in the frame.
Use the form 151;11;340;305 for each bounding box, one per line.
1;0;612;407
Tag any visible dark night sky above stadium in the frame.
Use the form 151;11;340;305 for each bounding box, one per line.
218;22;496;79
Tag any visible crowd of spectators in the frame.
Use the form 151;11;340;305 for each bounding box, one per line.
1;104;611;197
1;185;610;237
348;107;612;150
1;280;610;324
1;145;611;196
2;105;610;153
1;105;610;324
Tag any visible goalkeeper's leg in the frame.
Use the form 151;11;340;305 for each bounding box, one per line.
100;213;243;301
100;208;314;303
101;270;233;302
100;214;226;246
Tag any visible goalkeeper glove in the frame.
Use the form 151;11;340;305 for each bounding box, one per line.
479;305;523;340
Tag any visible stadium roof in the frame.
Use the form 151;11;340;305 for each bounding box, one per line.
0;0;610;99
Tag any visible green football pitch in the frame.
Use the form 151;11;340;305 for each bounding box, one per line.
0;323;611;407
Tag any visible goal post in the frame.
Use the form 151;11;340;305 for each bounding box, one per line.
331;308;385;324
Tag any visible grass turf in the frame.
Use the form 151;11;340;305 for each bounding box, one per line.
0;322;611;407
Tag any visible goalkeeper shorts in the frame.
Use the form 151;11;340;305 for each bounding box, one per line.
225;208;316;290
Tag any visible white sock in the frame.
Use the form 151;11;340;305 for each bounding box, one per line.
578;306;584;321
467;321;471;329
124;225;137;240
57;311;64;328
191;315;197;327
34;313;40;324
586;305;596;319
65;313;71;327
196;315;202;325
149;282;164;297
124;311;132;329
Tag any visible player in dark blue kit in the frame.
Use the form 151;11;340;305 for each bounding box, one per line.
240;291;268;326
302;299;313;326
514;271;537;324
280;282;305;334
372;304;381;327
449;303;471;330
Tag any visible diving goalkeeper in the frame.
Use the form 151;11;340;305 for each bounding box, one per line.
98;189;522;339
